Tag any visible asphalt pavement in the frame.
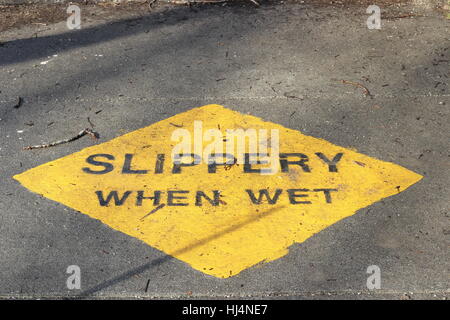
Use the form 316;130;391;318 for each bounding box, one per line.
0;2;448;299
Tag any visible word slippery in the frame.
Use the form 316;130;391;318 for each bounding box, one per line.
81;152;344;175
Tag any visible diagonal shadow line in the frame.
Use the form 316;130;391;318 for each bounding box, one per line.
0;5;205;67
0;1;273;67
0;4;277;123
74;205;285;298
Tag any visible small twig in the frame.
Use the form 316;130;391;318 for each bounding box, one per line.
23;128;99;150
176;0;219;4
87;117;95;128
223;157;238;171
384;14;423;20
339;79;372;97
140;204;166;221
166;0;257;5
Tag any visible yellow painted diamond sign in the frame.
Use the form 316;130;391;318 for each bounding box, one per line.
14;104;422;278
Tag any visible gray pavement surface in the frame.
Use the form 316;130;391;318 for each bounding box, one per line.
0;2;449;299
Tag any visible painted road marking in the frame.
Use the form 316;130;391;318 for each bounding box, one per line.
14;104;423;278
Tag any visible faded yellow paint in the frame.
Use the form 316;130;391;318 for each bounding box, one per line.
14;104;422;278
